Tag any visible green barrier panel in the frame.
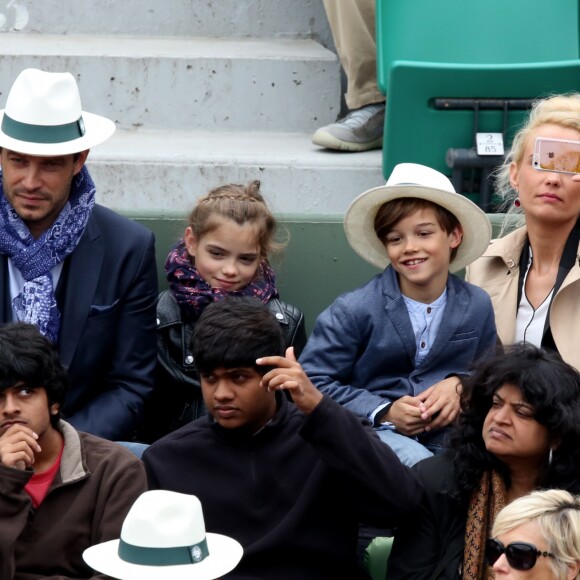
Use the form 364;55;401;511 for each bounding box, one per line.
127;212;516;336
129;213;378;335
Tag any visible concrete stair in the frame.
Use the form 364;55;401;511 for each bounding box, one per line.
0;0;384;215
2;0;334;42
2;35;339;132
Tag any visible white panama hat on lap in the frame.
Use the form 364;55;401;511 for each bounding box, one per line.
0;68;115;156
83;490;243;580
344;163;491;272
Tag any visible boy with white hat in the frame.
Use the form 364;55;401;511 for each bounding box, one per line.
300;163;498;466
0;68;157;440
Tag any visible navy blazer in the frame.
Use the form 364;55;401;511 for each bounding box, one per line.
0;205;158;440
300;266;497;419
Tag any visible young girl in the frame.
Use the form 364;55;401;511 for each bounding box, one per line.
142;181;306;442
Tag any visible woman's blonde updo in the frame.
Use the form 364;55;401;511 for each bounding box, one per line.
495;94;580;219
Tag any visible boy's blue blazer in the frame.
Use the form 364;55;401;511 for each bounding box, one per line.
300;265;497;419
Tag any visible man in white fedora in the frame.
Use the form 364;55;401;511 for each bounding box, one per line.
84;490;243;580
300;163;498;466
0;322;147;580
0;68;157;440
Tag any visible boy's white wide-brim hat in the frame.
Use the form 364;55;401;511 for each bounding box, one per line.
344;163;492;272
0;68;115;156
83;490;243;580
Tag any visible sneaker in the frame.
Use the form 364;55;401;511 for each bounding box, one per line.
312;103;385;152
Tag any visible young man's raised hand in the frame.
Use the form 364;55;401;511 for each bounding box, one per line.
0;424;41;470
258;347;323;414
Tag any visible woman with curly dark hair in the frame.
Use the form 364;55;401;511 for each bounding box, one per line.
388;343;580;580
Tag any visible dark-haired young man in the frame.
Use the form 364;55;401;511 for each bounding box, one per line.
0;322;147;579
144;298;421;580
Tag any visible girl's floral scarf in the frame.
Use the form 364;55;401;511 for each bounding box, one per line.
165;240;278;319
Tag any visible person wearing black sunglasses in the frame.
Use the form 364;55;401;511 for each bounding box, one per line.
488;489;580;579
388;345;580;580
487;539;554;574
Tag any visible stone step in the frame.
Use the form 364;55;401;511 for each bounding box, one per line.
86;128;384;215
1;0;332;46
1;34;340;133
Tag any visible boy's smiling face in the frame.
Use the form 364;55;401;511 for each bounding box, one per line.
383;207;462;303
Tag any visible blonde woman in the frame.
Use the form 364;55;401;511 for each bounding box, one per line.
488;489;580;579
467;94;580;370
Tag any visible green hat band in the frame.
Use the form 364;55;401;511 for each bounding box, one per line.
1;113;85;144
118;537;210;567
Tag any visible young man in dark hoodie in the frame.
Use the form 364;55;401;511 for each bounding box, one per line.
144;298;421;580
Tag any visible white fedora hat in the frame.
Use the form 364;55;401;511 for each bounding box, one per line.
83;490;243;580
0;68;115;156
344;163;491;272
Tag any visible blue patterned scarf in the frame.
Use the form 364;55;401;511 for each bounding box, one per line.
0;165;95;343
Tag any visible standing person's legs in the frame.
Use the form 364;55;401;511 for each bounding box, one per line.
323;0;383;110
313;0;385;151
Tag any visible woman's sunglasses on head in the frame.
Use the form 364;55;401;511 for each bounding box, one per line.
486;538;554;570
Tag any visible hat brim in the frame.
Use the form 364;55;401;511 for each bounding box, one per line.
0;110;115;156
343;184;491;272
83;533;243;580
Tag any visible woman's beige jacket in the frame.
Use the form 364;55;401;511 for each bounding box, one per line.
466;226;580;371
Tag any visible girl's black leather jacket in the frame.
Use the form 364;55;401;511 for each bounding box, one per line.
139;290;306;442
